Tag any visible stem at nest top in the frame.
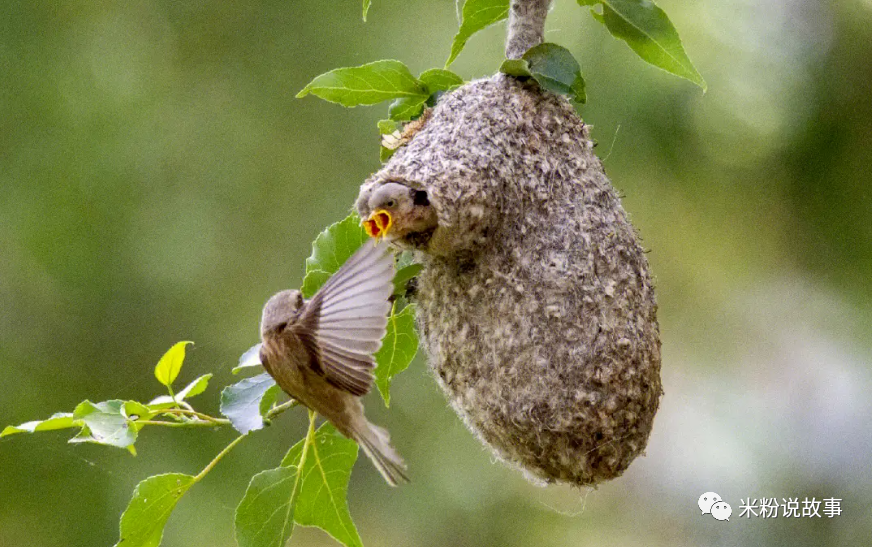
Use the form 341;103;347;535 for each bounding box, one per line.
505;0;552;59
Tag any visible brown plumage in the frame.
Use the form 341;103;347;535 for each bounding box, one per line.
259;240;408;486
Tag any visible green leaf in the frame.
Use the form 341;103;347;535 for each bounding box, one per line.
362;0;371;21
282;423;362;547
301;214;368;298
379;145;396;163
393;263;423;296
235;466;299;547
147;373;211;408
71;400;137;449
499;59;533;78
502;43;586;103
578;0;705;90
589;6;605;24
122;401;152;422
377;119;399;134
1;412;78;437
220;373;278;434
145;396;176;411
233;343;263;374
388;96;426;122
296;60;428;107
418;68;464;94
259;384;281;417
374;304;419;406
115;473;195;547
446;0;510;67
391;252;419;308
154;341;193;388
176;373;212;400
236;422;361;547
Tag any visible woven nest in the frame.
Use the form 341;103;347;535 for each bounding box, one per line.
357;74;662;486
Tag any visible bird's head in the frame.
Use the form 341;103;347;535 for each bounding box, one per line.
260;289;304;338
360;181;437;247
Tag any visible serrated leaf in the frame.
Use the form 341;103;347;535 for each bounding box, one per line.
418;69;464;94
301;214;368;298
301;270;331;297
578;0;705;90
234;343;264;374
296;60;428;107
388;96;426;122
220;373;278;434
72;400;137;449
447;0;510;67
362;0;371;21
374;304;419;406
154;341;193;388
282;423;362;547
519;43;587;103
176;373;213;400
1;412;78;437
235;466;299;547
115;473;195;547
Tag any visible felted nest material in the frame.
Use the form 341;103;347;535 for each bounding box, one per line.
357;74;662;487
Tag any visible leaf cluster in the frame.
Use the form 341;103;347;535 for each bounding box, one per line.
3;215;419;547
300;0;703;161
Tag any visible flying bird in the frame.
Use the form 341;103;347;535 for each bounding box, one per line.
259;240;408;485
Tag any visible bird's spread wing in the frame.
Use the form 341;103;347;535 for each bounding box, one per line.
292;240;395;396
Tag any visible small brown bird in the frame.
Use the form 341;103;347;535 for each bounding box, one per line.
259;240;408;485
360;182;438;247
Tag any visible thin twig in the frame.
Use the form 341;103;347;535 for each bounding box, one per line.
158;408;226;423
266;399;300;420
137;420;226;428
193;434;247;483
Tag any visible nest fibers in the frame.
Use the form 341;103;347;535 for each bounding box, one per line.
357;74;662;487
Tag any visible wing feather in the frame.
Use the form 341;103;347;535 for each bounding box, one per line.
291;240;395;396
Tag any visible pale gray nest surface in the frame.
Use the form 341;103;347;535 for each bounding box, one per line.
357;74;662;486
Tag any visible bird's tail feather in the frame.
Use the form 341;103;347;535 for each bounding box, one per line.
353;421;409;486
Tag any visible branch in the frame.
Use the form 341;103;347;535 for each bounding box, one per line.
505;0;552;59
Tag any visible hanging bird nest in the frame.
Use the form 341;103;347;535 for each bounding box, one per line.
357;0;662;487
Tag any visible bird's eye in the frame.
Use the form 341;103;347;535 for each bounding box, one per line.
385;199;396;208
274;321;288;332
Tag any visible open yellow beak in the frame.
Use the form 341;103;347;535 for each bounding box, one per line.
363;209;393;238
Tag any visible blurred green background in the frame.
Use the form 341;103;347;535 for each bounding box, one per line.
2;0;870;545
